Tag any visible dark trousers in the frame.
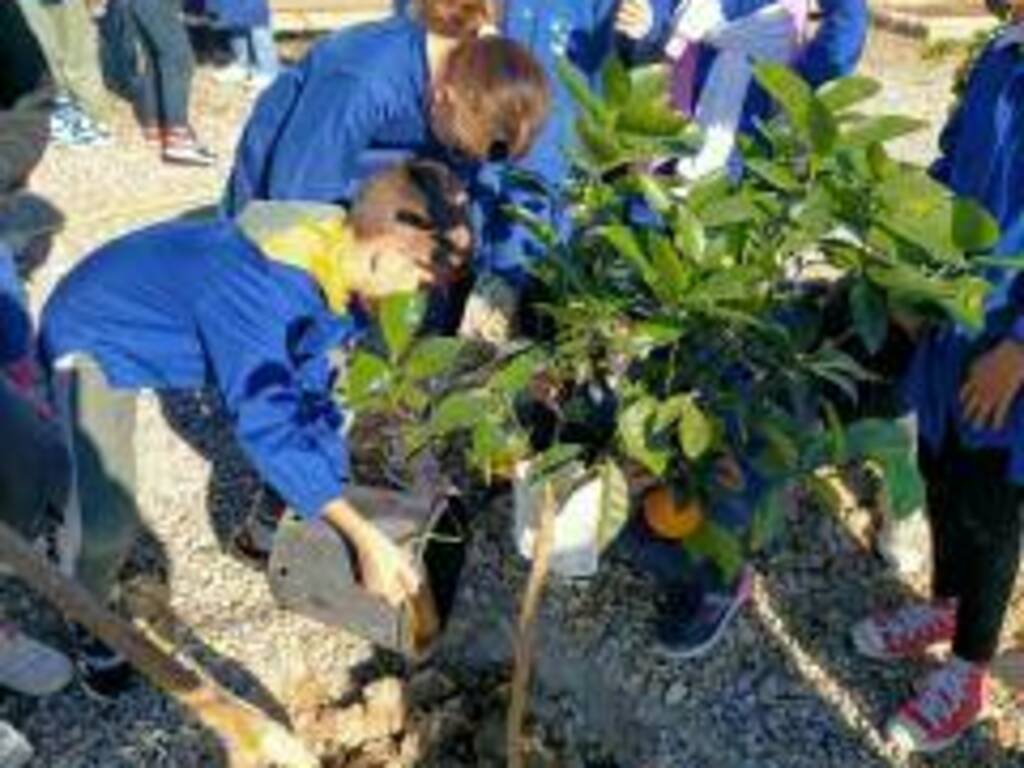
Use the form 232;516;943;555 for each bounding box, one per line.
920;429;1022;663
122;0;193;127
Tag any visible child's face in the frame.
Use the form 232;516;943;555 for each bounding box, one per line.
359;223;471;299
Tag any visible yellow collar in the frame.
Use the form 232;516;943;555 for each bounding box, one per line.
236;201;355;314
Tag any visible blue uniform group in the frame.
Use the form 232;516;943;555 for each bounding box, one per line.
904;30;1024;483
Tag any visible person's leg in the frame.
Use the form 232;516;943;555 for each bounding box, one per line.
44;0;113;127
123;1;160;130
247;25;279;80
15;0;68;94
883;435;1020;754
53;355;139;698
129;0;215;164
945;440;1022;663
55;356;139;602
128;0;195;128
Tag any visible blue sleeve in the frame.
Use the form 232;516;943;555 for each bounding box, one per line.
196;269;349;520
794;0;869;87
0;248;29;365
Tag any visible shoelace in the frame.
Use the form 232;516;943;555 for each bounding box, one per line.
913;663;977;730
882;605;952;645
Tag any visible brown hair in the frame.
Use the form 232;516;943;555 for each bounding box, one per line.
351;159;473;280
411;0;499;38
430;37;551;162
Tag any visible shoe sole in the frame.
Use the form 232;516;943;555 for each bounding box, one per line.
887;707;992;756
656;568;753;661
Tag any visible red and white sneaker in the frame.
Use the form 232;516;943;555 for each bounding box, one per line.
851;601;956;661
886;657;989;754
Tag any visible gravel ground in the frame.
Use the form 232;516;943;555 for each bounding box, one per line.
3;26;1024;768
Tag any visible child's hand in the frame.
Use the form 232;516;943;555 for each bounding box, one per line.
960;338;1024;430
350;522;423;608
615;0;655;41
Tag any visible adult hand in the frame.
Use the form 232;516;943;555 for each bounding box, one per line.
960;338;1024;431
615;0;655;41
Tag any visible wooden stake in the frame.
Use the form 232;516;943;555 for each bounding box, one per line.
507;483;556;768
0;521;320;768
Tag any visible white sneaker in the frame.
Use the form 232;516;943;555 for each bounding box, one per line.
0;721;33;768
877;511;930;577
0;623;73;696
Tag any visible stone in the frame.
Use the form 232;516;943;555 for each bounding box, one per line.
664;680;688;707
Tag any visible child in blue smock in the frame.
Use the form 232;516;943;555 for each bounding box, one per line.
222;12;550;224
39;159;472;699
849;13;1024;754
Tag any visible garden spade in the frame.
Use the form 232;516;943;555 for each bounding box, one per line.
268;486;469;658
0;520;320;768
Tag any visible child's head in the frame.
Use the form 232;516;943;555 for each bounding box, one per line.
412;0;499;38
988;0;1024;20
429;36;551;163
349;159;473;299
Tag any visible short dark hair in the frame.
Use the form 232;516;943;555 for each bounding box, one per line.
350;159;473;282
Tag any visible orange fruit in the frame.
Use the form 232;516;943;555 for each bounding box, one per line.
643;485;705;541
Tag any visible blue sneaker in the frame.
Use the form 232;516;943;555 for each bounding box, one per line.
655;566;753;660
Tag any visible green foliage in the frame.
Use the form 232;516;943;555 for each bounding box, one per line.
343;57;1014;575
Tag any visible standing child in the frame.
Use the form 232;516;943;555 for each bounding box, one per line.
850;6;1024;753
39;159;472;698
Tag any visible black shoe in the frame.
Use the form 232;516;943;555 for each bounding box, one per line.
68;624;133;701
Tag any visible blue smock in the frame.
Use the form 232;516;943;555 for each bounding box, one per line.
903;33;1024;482
223;17;433;216
0;246;28;366
39;219;360;519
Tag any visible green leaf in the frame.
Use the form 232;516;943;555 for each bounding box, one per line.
602;55;632;108
646;231;690;300
679;397;713;460
745;158;800;193
489;348;545;395
816;75;881;112
404;337;466;382
345;352;393;407
528;444;584;482
629;64;670;103
617;397;670;476
685;519;744;584
841;115;927;149
596;459;630;551
850;278;888;355
379;293;426;362
618;100;689;137
429;391;490;436
668;203;707;261
557;57;610;124
754;63;836;155
952;198;1001;252
576;115;623;170
750;485;789;551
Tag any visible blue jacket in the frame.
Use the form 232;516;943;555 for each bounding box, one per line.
0;247;28;366
223;18;433;216
904;33;1024;482
40;219;360;519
